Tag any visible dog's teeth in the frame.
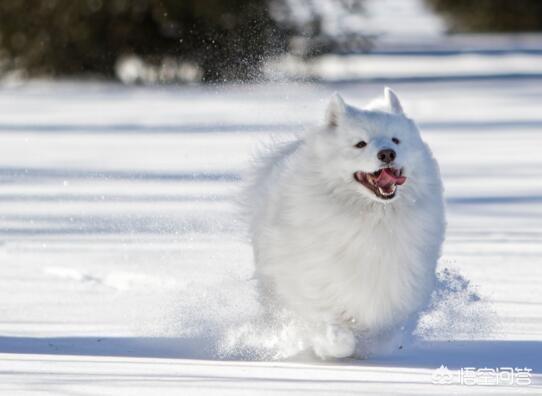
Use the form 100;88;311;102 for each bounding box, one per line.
378;185;397;197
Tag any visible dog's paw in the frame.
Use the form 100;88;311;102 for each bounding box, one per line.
312;324;356;359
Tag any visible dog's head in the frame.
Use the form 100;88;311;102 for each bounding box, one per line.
311;88;437;204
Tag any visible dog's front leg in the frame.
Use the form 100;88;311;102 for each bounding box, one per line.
311;322;356;359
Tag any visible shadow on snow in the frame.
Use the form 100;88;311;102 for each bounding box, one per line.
0;336;540;372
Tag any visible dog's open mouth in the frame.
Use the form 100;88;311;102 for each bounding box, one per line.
353;168;407;200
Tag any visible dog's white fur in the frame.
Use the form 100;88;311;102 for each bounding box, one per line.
245;88;445;359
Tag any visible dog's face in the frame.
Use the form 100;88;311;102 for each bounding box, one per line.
312;88;432;204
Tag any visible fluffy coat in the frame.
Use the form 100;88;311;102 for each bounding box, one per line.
245;88;445;359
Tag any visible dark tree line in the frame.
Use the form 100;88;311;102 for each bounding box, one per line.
0;0;290;81
3;0;538;82
0;0;364;82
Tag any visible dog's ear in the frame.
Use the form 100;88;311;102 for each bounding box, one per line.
326;93;346;129
384;87;404;115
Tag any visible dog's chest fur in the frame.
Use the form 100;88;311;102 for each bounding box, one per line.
258;182;439;332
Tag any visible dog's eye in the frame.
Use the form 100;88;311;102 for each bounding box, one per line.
354;141;367;149
392;137;400;144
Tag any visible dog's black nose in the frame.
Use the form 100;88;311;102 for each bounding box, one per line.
377;149;396;164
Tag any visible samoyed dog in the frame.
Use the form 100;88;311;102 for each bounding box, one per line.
245;88;445;359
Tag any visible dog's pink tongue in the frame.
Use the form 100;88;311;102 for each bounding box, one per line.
375;168;407;187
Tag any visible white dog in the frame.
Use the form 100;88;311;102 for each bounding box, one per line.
245;88;445;359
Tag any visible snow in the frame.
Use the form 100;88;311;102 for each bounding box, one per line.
0;75;541;394
359;0;446;37
266;52;542;82
281;0;445;38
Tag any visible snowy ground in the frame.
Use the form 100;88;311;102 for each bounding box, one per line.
0;76;541;394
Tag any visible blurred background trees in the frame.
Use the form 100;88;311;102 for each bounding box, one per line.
425;0;542;32
0;0;365;82
0;0;285;82
1;0;541;83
